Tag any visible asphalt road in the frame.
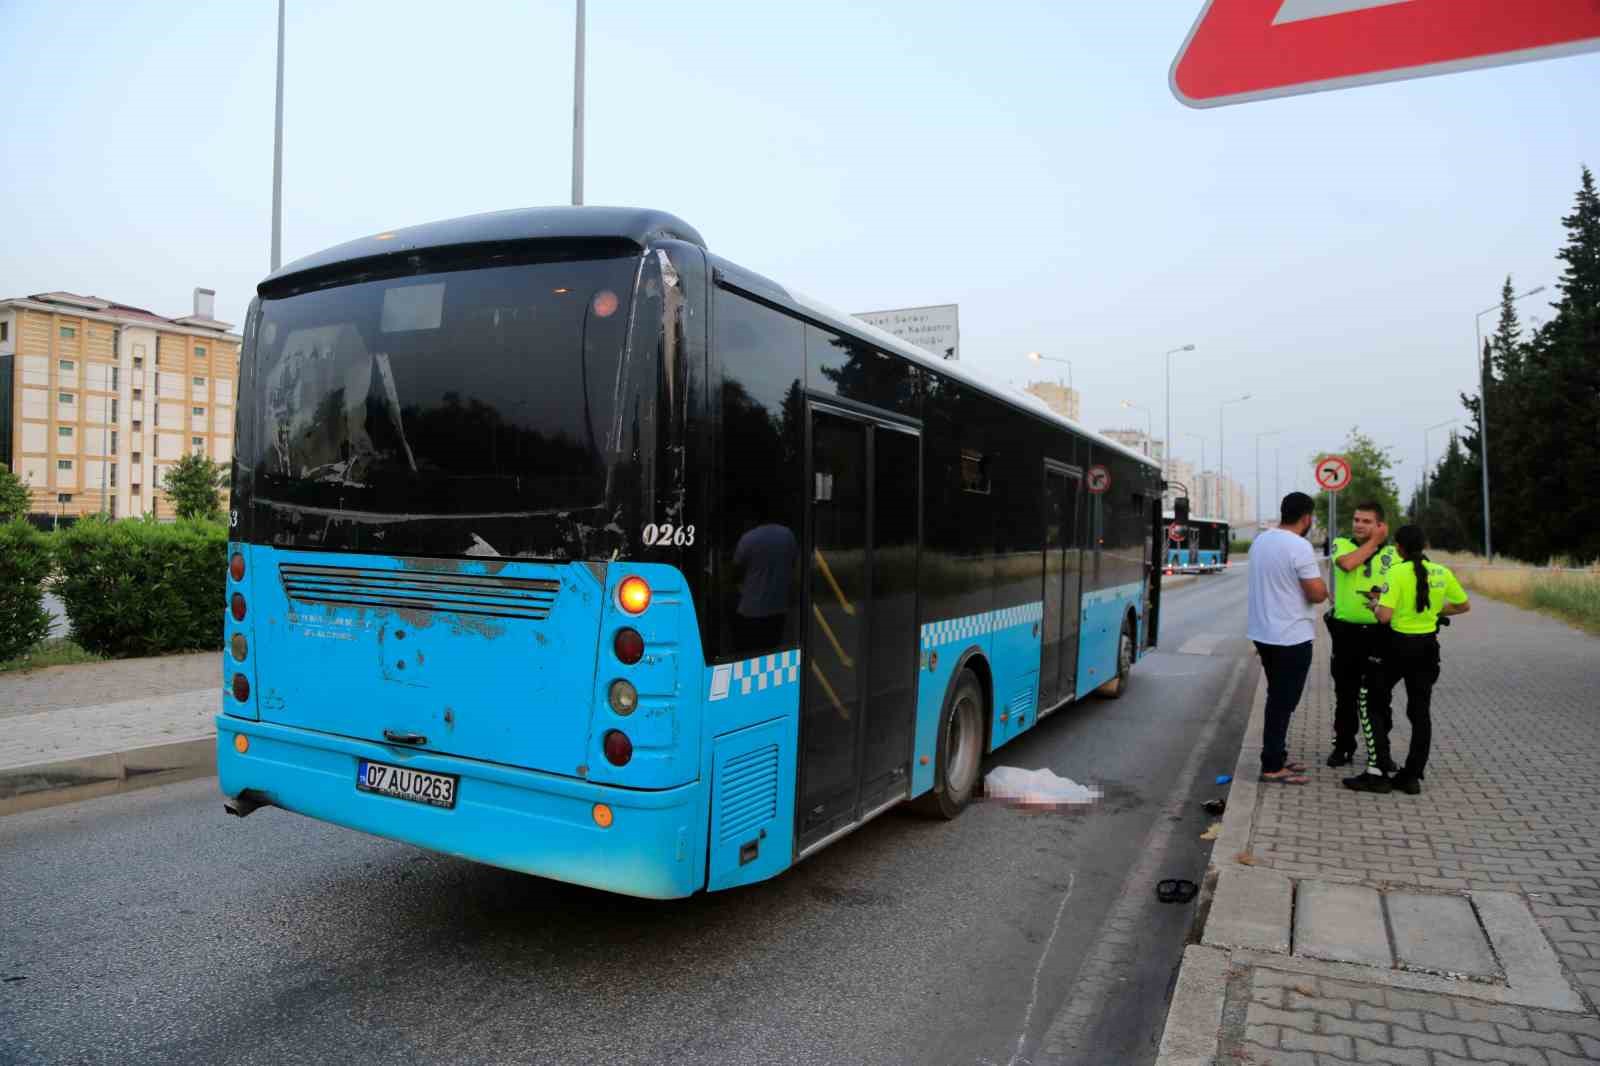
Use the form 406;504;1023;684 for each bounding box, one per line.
0;569;1255;1066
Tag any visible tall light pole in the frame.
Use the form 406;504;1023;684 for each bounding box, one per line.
1473;283;1543;561
1255;429;1284;532
1183;432;1206;512
1163;344;1196;487
572;0;586;206
271;0;285;271
1120;400;1153;455
1218;393;1251;521
1422;419;1459;510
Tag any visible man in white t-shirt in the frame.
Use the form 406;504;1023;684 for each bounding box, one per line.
1246;492;1329;784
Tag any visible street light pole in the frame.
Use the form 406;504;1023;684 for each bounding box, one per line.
1121;400;1153;456
1255;429;1283;532
1163;344;1195;489
1422;419;1459;510
1473;283;1543;562
270;0;285;271
571;0;585;206
1218;393;1250;522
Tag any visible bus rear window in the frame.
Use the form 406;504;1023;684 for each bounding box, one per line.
250;256;638;518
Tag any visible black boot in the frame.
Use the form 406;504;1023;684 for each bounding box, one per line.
1342;770;1392;794
1326;747;1354;768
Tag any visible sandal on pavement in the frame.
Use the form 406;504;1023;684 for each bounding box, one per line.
1260;769;1310;785
1283;761;1309;773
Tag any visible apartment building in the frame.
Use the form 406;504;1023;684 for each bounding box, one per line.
0;289;240;520
1024;380;1081;422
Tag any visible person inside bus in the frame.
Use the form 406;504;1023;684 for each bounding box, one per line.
1247;492;1328;785
732;520;799;655
1344;525;1470;796
1324;502;1400;770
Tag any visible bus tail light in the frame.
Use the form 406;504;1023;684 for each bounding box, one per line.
230;633;248;661
603;730;633;766
230;593;246;621
613;627;644;664
617;576;651;615
232;673;250;702
229;552;245;581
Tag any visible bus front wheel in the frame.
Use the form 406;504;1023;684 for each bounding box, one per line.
914;669;984;820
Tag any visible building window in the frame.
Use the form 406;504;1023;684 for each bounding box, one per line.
132;388;143;401
57;459;73;471
133;355;143;369
112;367;120;389
110;465;118;487
58;493;72;504
60;358;75;371
132;483;141;495
192;405;204;416
111;399;118;422
192;376;204;387
960;452;991;494
58;426;73;438
110;431;119;453
60;326;76;339
132;420;142;432
195;345;207;360
1;321;8;342
192;437;204;453
59;391;74;405
132;452;142;464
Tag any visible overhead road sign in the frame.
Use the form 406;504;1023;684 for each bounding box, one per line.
1171;0;1600;109
1315;454;1352;492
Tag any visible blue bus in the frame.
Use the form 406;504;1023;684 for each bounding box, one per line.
1163;514;1230;573
216;207;1166;898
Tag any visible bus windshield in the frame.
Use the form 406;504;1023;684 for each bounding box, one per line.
251;255;638;519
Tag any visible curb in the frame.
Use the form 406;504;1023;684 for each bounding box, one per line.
1155;641;1266;1064
0;736;216;817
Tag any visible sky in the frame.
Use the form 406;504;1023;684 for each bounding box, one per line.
2;0;1595;520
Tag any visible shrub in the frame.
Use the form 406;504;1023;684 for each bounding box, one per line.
0;519;53;661
53;516;228;657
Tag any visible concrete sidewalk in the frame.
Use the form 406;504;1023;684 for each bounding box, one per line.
1159;596;1600;1064
0;652;219;815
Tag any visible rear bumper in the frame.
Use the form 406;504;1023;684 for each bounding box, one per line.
215;715;707;899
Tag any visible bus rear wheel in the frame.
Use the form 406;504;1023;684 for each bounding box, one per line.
1097;618;1136;700
914;669;984;820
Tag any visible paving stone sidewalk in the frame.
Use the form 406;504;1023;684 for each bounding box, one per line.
1161;593;1600;1065
0;651;218;720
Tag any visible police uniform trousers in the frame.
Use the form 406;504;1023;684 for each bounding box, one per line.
1383;632;1441;780
1326;615;1393;761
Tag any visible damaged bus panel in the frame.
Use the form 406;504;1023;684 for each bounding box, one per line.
217;206;1164;899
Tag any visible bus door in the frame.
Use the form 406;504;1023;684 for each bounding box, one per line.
798;406;921;852
1038;463;1084;711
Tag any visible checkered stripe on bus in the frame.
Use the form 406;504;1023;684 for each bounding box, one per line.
920;602;1044;651
707;649;802;702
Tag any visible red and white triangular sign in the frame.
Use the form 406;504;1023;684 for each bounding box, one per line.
1171;0;1600;109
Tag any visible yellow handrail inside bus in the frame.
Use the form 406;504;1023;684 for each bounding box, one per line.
813;549;856;616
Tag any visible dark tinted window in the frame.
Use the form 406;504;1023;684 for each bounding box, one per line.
250;256;638;516
713;289;805;660
805;326;919;418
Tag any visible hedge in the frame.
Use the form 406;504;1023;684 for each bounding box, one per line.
0;519;53;661
53;517;228;657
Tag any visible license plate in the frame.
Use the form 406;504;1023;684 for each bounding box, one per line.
357;759;457;809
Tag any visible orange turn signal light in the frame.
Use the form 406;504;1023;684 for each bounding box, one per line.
617;576;651;615
592;803;614;828
234;734;249;754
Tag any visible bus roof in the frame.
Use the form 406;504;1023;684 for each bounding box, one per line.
259;205;1158;473
260;206;706;290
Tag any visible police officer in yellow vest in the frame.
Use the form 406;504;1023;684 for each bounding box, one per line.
1344;524;1470;795
1324;502;1400;769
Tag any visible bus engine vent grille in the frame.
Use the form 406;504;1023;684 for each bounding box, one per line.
1009;688;1034;718
718;745;779;843
278;563;561;621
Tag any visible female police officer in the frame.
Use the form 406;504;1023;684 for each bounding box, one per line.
1354;525;1470;796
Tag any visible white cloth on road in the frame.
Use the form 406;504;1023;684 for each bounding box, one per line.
984;766;1102;807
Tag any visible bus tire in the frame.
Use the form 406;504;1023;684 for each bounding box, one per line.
1097;617;1136;700
913;669;985;820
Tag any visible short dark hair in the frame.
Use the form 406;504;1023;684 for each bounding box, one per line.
1281;492;1315;524
1353;501;1384;520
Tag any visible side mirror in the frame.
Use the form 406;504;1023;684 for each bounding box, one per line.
1173;496;1190;525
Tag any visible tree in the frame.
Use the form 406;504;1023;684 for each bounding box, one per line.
1311;428;1401;542
162;452;228;521
0;465;31;522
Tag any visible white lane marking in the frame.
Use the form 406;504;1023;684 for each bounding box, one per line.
1008;869;1076;1066
1033;655;1250;1062
1273;0;1414;25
